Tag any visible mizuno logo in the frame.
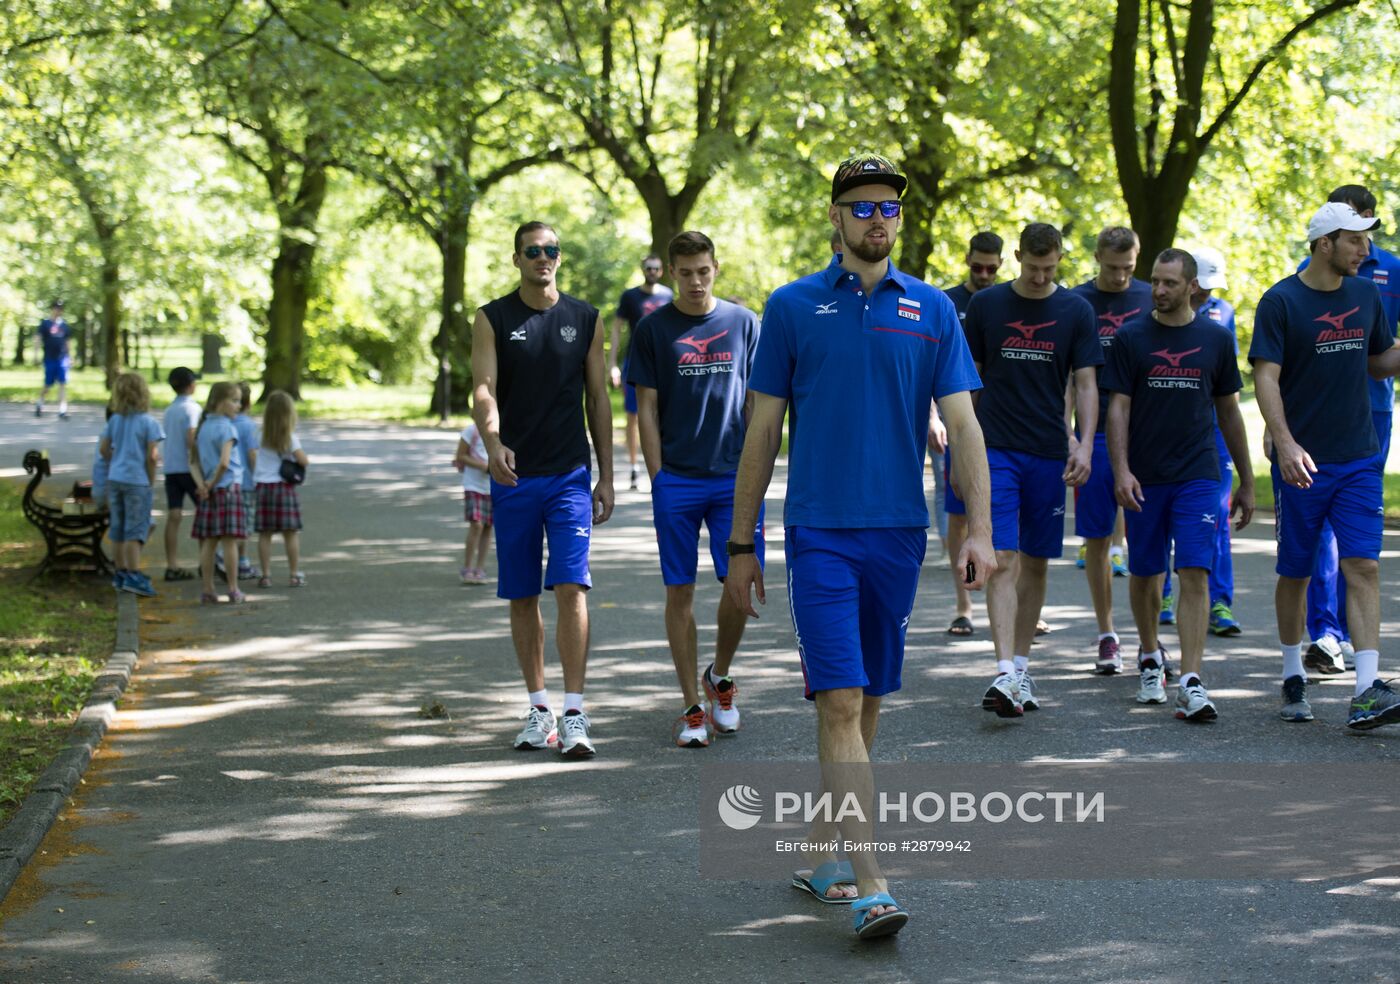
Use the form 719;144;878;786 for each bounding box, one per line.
1098;308;1141;333
816;302;838;315
1007;319;1055;339
677;330;730;355
510;328;527;341
1150;347;1202;368
1202;513;1216;524
574;526;590;537
1315;307;1360;333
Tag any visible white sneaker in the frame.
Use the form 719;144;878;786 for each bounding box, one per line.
981;672;1023;717
1304;636;1345;675
1136;661;1167;704
1016;669;1039;711
513;705;558;750
673;705;711;748
1174;681;1218;722
559;710;596;757
703;664;741;733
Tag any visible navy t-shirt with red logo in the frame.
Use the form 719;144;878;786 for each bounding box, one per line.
1247;274;1391;464
1070;279;1153;435
1102;314;1242;485
965;282;1102;458
627;299;759;477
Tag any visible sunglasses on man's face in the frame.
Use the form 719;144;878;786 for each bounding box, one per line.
969;263;1000;275
522;244;561;260
836;200;902;220
643;265;662;273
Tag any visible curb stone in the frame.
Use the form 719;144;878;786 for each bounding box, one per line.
0;591;139;903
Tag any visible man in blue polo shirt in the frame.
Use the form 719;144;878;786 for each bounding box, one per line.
1070;227;1153;674
939;231;1003;638
1103;249;1254;721
965;223;1101;716
35;300;72;419
609;256;674;491
726;154;992;941
629;230;762;748
1296;185;1400;677
1252;201;1400;730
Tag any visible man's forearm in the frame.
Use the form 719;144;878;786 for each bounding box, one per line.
1219;404;1253;482
1107;404;1130;478
1074;378;1099;439
473;392;502;455
1253;375;1295;449
730;422;782;543
947;414;991;538
587;390;614;480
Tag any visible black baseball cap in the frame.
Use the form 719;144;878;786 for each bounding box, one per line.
168;366;200;389
831;154;907;202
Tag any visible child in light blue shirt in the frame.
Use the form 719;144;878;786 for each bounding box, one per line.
99;373;164;597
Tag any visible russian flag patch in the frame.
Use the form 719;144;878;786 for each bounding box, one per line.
1375;269;1390;286
897;297;921;321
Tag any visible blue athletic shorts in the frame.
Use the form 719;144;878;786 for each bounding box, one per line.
491;467;593;599
988;448;1067;557
1124;478;1218;576
1073;433;1117;539
785;526;925;700
624;382;638;415
107;480;153;544
651;470;764;585
943;446;966;515
43;357;68;387
1272;456;1383;579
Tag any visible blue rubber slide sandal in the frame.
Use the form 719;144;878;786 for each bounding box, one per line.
790;860;857;904
852;892;909;940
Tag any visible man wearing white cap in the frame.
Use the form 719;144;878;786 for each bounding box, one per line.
1250;202;1400;729
1296;186;1400;677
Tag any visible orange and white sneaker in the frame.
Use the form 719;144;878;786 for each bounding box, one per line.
703;664;741;734
673;704;711;748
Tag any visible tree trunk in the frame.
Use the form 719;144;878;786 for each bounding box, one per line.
100;247;121;389
897;152;950;282
261;161;328;402
429;213;472;417
13;321;25;366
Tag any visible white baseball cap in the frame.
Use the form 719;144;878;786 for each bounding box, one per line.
1307;202;1380;242
1192;247;1227;291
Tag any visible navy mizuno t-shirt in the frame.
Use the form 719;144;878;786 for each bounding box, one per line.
944;283;974;326
1248;274;1391;464
627;299;759;477
483;290;599;477
965;283;1102;459
615;284;674;363
1070;278;1153;435
750;256;981;528
1101;313;1242;485
38;318;71;360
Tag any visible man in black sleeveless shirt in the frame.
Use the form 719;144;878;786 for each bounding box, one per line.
472;221;615;757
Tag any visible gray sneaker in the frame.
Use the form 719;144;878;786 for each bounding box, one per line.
559;710;596;757
1347;679;1400;731
1016;669;1039;711
982;672;1023;717
514;705;558;750
1174;681;1218;722
1279;675;1314;722
1136;660;1167;705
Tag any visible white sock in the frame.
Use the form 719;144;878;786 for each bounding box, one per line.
708;665;727;685
528;689;549;709
1281;644;1305;683
564;692;585;714
1181;672;1201;688
1354;650;1380;696
1098;631;1119;643
1013;655;1029;673
1139;647;1160;668
997;659;1015;676
58;400;67;414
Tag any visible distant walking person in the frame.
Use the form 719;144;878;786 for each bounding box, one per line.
161;368;203;581
473;222;614;757
628;230;762;748
609;255;674;490
1251;202;1400;729
35;300;71;419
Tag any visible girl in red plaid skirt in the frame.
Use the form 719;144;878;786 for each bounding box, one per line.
255;391;309;588
191;381;247;603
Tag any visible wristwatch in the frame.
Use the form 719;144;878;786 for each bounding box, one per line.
726;540;756;556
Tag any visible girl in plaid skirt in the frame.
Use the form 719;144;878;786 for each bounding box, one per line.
191;381;247;603
255;391;309;588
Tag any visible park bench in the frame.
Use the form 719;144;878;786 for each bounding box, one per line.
21;449;112;577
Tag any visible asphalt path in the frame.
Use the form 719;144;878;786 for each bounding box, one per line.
1;401;1399;983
